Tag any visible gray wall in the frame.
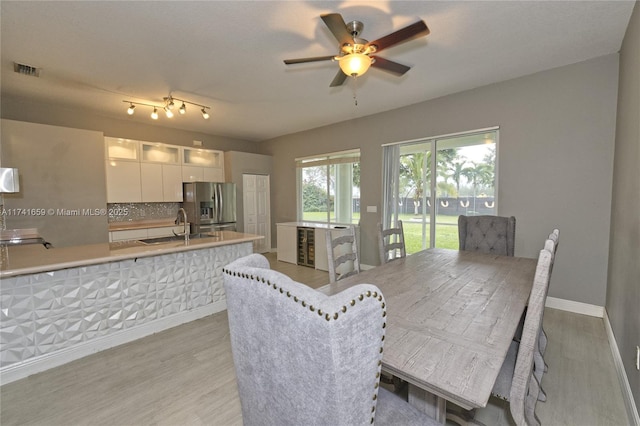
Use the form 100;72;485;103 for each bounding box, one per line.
259;54;619;308
607;2;640;414
1;95;258;153
1;119;108;247
224;151;273;233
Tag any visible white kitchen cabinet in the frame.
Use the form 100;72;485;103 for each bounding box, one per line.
109;228;147;242
140;163;164;202
109;225;185;242
105;137;139;160
162;164;183;201
314;228;329;271
146;225;184;237
203;167;224;182
140;142;180;164
182;165;204;182
105;160;142;203
276;224;297;264
276;222;358;270
182;147;224;182
140;163;183;202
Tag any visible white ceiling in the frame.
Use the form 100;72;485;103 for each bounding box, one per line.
1;1;634;142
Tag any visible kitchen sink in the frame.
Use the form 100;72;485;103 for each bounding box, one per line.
137;233;217;245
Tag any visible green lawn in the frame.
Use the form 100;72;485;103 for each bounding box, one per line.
301;212;459;252
399;214;459;253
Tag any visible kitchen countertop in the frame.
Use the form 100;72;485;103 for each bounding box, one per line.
0;231;262;278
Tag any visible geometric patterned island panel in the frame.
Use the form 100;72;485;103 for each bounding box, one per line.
1;242;252;368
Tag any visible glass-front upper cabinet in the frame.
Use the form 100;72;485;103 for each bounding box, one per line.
182;147;222;167
141;142;180;164
105;137;139;161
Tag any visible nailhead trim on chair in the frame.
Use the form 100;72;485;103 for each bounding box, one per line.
222;267;387;424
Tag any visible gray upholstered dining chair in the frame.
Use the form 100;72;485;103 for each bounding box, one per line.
326;225;361;283
538;228;559;359
513;229;559;403
222;253;440;426
458;215;516;256
450;244;554;426
378;220;406;264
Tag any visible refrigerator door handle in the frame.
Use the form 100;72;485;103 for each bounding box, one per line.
218;184;223;223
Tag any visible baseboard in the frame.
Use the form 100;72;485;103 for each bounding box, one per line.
545;296;604;317
0;300;227;386
604;309;640;426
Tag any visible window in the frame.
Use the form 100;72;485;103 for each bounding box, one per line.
382;128;497;253
297;150;360;224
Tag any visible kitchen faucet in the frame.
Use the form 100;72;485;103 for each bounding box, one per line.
174;208;189;243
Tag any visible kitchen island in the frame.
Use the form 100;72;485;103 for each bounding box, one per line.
0;231;262;384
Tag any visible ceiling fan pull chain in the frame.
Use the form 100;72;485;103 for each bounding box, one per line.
352;76;358;106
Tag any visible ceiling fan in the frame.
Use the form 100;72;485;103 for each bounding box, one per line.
284;13;430;87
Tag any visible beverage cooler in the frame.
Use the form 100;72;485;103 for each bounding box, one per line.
297;227;315;267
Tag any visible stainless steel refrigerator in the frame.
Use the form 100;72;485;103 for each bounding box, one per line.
183;182;237;234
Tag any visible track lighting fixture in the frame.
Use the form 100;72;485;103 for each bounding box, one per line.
122;96;211;122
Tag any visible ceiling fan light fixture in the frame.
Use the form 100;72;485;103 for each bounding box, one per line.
338;53;372;77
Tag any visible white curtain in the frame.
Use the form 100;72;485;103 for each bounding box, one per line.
381;145;400;230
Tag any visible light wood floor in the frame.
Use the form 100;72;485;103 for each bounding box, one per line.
0;253;630;425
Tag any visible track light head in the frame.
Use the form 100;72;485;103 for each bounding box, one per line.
167;97;175;110
201;107;210;119
164;106;174;118
151;107;158;120
179;102;186;114
127;103;135;115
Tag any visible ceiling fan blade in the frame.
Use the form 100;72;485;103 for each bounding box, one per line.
284;55;335;65
366;20;430;53
321;13;352;45
329;70;348;87
371;56;411;76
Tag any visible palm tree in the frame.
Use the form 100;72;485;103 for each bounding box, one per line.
449;160;467;211
462;162;494;213
400;152;430;215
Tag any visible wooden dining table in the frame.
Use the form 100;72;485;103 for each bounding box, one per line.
317;248;537;424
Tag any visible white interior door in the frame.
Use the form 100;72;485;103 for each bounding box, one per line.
243;174;271;253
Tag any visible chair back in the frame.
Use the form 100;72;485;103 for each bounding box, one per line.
378;220;406;264
509;246;553;426
458;215;516;256
223;254;387;426
326;226;360;283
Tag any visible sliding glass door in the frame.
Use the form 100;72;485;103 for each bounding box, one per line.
384;129;497;253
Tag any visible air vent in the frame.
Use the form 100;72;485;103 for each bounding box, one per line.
13;62;40;77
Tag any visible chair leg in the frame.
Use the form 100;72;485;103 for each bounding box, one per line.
446;408;487;426
379;371;405;393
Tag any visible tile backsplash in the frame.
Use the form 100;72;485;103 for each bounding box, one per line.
107;202;181;223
